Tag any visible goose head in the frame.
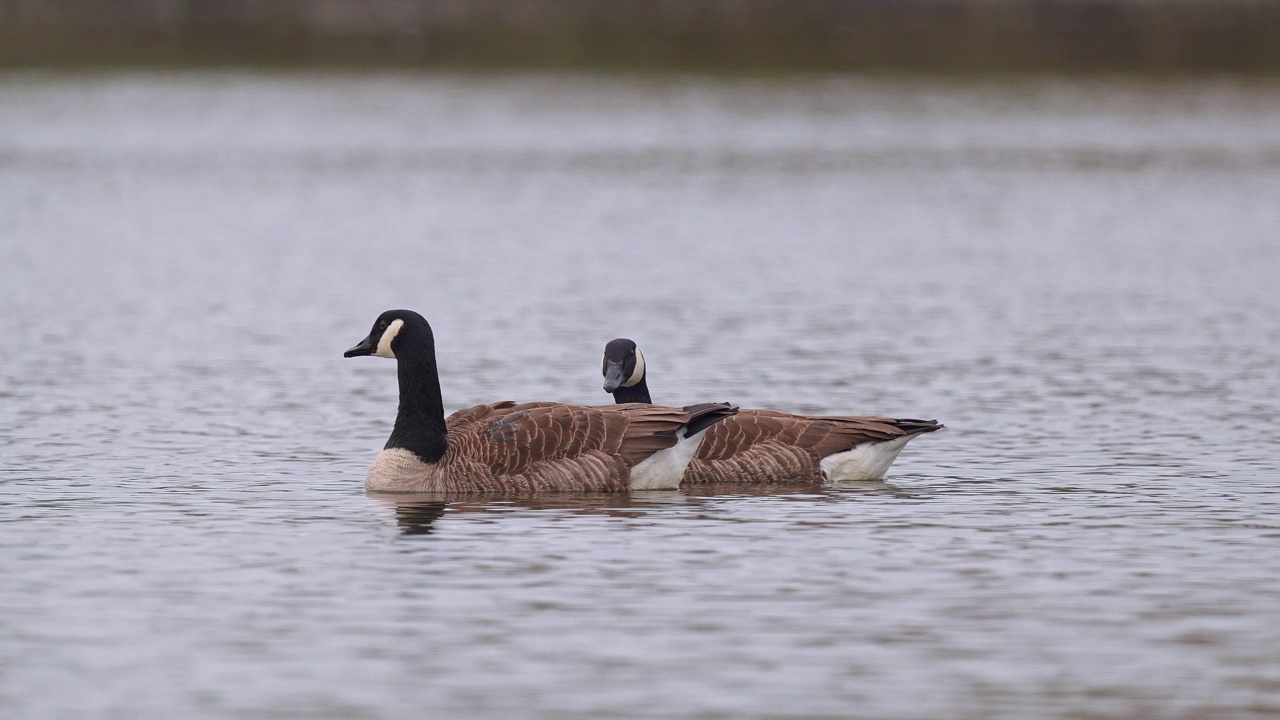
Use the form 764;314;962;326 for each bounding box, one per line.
602;338;646;393
344;309;431;360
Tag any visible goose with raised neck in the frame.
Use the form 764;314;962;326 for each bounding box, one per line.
343;311;737;493
600;337;942;485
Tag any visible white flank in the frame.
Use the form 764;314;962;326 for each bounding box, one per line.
819;435;914;484
629;424;708;490
622;349;646;387
375;318;404;358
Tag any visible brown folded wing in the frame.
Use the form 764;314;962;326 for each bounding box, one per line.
435;401;719;492
686;410;941;484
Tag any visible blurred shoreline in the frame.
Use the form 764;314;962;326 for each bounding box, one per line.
3;0;1279;75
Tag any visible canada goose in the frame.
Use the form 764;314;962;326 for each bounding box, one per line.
602;338;942;484
343;310;737;493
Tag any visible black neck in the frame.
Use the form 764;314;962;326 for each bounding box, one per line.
611;375;652;404
385;340;448;463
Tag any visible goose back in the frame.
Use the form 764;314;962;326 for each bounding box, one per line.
366;400;735;493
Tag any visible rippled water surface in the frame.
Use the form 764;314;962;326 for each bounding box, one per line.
2;73;1280;719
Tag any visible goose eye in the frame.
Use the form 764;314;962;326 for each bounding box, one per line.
378;320;387;331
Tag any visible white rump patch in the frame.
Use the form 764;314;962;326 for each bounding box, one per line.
622;349;645;387
375;318;404;359
629;424;708;490
819;435;914;484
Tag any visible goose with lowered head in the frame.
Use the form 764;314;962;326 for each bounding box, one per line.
602;338;942;484
343;311;736;493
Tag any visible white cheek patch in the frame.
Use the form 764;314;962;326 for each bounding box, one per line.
375;319;403;358
622;349;645;387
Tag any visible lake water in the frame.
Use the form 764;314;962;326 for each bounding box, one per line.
2;72;1279;719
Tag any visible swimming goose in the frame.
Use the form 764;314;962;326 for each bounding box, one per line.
343;310;736;493
602;338;942;484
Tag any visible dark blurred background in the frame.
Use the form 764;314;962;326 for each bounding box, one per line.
3;0;1279;74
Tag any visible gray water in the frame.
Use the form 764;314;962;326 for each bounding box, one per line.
2;73;1279;719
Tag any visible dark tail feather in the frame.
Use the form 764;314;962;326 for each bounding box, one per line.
681;402;739;437
892;418;945;436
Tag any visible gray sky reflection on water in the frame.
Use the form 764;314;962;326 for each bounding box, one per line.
1;73;1279;719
